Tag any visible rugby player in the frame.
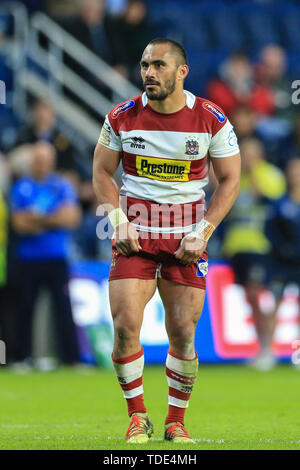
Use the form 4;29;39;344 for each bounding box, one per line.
93;38;241;443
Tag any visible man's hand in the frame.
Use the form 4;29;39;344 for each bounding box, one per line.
114;222;142;256
12;211;46;235
174;236;207;266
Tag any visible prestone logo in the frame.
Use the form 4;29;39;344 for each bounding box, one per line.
136;155;191;182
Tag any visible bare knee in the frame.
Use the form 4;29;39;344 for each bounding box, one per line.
112;310;141;357
168;322;196;359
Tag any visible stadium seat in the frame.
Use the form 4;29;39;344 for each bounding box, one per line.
278;8;300;50
181;13;211;51
209;8;245;52
185;50;228;96
241;8;281;49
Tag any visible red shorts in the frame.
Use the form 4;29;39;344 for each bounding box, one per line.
109;231;208;290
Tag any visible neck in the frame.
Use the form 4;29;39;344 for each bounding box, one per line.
33;172;50;182
148;89;186;114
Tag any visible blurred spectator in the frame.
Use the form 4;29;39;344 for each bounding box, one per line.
61;0;113;64
266;157;300;311
230;105;258;142
206;52;274;118
108;0;154;83
222;137;286;370
106;0;127;16
0;189;12;361
11;142;81;370
255;45;294;121
14;100;79;178
253;45;295;156
0;189;7;288
284;115;300;164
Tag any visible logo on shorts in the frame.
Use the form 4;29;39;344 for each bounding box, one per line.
111;251;117;268
196;258;208;277
136;155;191;182
185;138;199;156
202;102;225;123
111;100;135;119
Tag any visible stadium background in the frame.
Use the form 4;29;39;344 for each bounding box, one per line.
0;0;299;367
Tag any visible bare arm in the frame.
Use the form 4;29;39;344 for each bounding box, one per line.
175;153;240;265
205;153;241;227
12;212;45;234
44;205;81;229
92;143;140;255
92;143;121;208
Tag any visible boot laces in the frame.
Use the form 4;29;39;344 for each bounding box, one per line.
126;415;147;438
167;422;191;439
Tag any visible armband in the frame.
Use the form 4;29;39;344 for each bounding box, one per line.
108;208;129;229
182;219;215;244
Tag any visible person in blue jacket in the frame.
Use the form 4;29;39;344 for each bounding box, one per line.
11;141;81;367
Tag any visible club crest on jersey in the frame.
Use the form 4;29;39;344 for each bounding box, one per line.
185;139;199;156
196;258;208;277
202;102;225;123
112;100;135;119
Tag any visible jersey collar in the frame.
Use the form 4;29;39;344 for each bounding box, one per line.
141;90;196;109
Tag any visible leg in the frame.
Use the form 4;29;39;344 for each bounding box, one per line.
110;278;156;427
17;261;42;361
158;278;205;359
110;278;157;358
158;278;205;437
246;282;278;352
47;259;79;364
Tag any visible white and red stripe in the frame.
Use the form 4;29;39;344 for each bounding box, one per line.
166;352;198;409
99;91;240;211
112;350;144;399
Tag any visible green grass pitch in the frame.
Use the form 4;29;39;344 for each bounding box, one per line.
0;364;299;450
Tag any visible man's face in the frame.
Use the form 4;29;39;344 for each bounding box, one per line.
32;143;56;180
140;44;182;101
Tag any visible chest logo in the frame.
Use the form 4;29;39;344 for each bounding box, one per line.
185;139;199;156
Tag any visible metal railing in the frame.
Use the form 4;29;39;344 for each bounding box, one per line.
26;12;141;146
0;3;141;149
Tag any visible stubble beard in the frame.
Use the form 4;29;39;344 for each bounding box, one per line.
144;76;177;101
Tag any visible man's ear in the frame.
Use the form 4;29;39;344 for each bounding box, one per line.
178;64;189;82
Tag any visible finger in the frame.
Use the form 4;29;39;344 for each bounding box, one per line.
129;237;140;252
116;246;127;256
174;245;184;258
116;241;131;256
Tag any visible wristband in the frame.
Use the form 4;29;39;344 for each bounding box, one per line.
194;219;215;241
183;219;215;244
108;208;129;229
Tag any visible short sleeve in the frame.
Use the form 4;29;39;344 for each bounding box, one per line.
98;115;122;152
209;120;240;158
10;180;31;211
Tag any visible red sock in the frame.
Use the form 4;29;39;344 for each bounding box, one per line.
112;349;147;417
165;351;198;426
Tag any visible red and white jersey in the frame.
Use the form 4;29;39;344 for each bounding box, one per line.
98;90;239;232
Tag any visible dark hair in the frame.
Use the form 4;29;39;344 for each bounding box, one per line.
147;38;188;66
